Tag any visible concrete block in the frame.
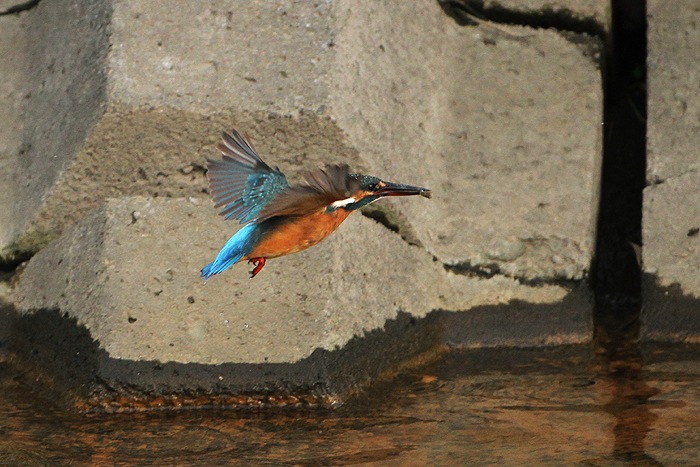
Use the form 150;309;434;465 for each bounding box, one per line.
643;1;700;341
647;1;700;183
15;196;571;361
9;196;587;409
643;172;700;342
2;0;602;288
0;11;30;262
2;0;354;260
330;1;603;282
1;0;111;260
3;0;602;407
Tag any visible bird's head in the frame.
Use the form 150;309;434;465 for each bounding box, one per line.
331;174;432;211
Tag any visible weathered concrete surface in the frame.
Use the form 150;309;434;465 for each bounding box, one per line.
1;0;602;287
14;196;572;365
9;196;592;408
1;0;355;261
642;172;700;343
331;1;602;282
0;10;30;263
643;1;700;342
646;2;700;183
0;0;110;261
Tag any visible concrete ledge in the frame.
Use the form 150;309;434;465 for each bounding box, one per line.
2;300;591;412
1;305;443;411
7;196;590;410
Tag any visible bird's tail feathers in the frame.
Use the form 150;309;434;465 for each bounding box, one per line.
201;255;243;279
200;224;258;279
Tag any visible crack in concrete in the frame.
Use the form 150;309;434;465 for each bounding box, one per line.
360;207;576;287
0;0;41;15
359;205;424;248
647;166;699;187
443;259;579;289
438;0;605;37
360;204;586;287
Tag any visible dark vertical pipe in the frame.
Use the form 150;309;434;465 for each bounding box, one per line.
592;0;647;349
593;3;655;462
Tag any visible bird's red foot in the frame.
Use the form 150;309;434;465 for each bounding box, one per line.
248;257;266;278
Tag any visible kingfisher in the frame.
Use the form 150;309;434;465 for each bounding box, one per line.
200;129;432;279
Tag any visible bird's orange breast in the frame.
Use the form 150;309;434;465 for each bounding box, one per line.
246;208;352;260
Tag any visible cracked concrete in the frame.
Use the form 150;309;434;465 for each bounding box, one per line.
331;1;602;281
0;0;41;15
482;0;607;26
442;0;608;34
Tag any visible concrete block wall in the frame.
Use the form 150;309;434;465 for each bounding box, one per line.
1;0;611;409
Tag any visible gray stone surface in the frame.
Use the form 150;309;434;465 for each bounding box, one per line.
647;1;700;183
0;0;110;261
643;171;700;343
643;1;700;341
14;196;573;366
1;0;602;287
644;172;700;296
331;1;602;282
0;11;29;257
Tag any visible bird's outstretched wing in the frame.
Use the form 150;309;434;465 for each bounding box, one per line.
255;163;361;222
207;129;289;223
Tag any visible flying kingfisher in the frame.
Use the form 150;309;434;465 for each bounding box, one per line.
200;129;432;279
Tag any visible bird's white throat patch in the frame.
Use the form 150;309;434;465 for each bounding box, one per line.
330;197;356;208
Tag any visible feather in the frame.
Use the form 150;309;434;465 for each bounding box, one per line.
206;129;361;225
254;164;360;221
201;223;261;278
207;129;289;224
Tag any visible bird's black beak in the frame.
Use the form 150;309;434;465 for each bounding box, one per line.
376;181;432;199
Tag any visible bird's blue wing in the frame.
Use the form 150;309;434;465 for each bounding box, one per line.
207;129;289;223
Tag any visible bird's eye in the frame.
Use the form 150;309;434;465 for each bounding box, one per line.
367;183;378;191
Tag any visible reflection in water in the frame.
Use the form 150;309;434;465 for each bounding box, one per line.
594;295;665;466
2;345;700;465
598;341;663;465
605;368;661;465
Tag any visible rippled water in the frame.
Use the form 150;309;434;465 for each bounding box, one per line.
1;344;699;465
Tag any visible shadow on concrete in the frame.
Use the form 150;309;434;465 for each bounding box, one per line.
642;274;700;343
1;284;591;412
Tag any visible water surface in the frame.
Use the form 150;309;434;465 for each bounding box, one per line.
1;345;698;465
